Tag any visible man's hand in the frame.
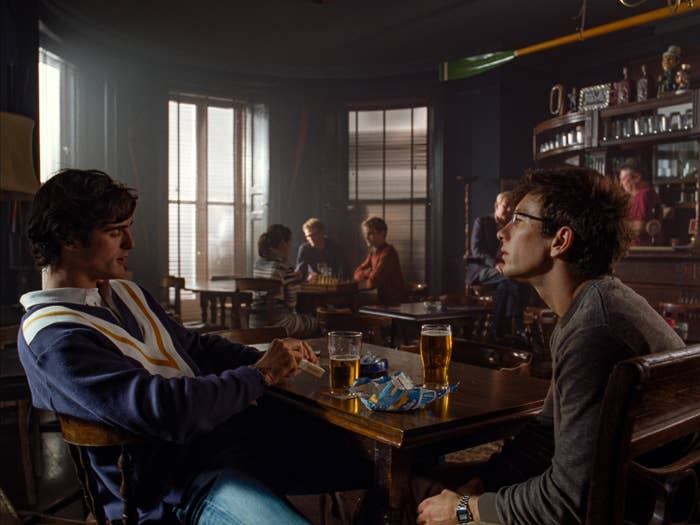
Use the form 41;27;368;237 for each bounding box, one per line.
495;262;505;274
253;338;318;385
416;489;460;525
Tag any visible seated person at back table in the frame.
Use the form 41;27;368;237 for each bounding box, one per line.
253;224;319;338
353;216;408;305
295;217;348;281
618;159;662;246
16;169;347;525
466;191;525;338
413;167;688;525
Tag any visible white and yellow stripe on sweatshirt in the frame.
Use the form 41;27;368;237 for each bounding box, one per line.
21;280;194;378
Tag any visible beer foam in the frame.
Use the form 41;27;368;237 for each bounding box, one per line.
422;329;451;337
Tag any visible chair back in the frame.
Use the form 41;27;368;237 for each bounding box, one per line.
452;338;531;375
213;326;288;345
160;275;185;321
316;307;391;345
235;278;282;327
57;414;146;525
585;344;700;525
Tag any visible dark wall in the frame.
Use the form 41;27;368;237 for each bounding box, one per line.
9;8;695;312
0;0;41;324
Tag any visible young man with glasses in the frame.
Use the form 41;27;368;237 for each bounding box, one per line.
414;167;685;525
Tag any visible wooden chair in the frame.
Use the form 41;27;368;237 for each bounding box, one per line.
160;276;207;332
1;334;40;507
316;307;392;346
585;344;700;525
235;278;282;328
57;414;147;525
208;275;253;329
523;307;557;355
213;326;288;345
0;484;85;525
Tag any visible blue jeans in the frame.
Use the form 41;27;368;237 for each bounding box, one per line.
174;467;311;525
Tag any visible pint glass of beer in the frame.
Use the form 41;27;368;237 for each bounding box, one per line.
328;331;362;398
420;324;453;388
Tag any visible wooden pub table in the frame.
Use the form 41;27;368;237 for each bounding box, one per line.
259;338;549;524
185;278;249;329
296;281;360;314
359;302;491;343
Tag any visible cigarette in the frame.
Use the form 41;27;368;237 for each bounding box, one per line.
299;359;325;378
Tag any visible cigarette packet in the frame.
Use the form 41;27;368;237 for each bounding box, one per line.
299;359;325;378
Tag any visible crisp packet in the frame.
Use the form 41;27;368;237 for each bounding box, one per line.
351;371;458;412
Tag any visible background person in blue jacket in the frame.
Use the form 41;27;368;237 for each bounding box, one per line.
17;169;347;525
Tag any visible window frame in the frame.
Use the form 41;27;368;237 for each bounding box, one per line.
346;102;431;284
168;94;250;287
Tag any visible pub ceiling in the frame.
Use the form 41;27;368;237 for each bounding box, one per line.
39;0;700;79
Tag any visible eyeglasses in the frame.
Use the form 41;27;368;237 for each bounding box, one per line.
511;210;547;226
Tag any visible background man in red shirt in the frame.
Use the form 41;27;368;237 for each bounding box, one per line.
353;216;408;304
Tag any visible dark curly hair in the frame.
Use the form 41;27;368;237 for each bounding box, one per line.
27;169;138;267
511;167;632;279
258;224;292;258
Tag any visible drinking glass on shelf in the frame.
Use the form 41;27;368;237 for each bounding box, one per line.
328;331;362;398
682;109;693;130
657;114;668;133
420;324;453;388
646;115;657;134
669;112;682;131
622;117;633;138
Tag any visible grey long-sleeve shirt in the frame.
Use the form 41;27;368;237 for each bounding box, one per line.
478;276;684;524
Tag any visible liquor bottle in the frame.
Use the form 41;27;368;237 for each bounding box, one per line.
636;64;650;102
616;66;632;104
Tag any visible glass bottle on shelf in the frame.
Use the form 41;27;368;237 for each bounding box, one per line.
636;64;650;102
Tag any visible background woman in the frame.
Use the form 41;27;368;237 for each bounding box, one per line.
252;224;318;337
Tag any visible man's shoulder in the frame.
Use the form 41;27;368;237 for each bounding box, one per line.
474;215;496;227
556;277;681;357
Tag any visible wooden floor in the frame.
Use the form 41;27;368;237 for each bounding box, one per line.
0;408;360;524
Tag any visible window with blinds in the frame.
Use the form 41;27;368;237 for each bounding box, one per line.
169;96;269;303
348;107;428;283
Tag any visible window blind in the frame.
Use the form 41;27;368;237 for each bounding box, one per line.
348;106;429;283
169;96;269;315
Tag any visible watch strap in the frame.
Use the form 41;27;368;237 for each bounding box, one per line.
456;494;473;523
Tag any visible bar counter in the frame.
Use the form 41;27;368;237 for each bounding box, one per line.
614;247;700;306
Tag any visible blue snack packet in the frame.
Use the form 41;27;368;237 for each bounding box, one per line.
351;372;458;412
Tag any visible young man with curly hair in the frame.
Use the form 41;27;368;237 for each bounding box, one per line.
414;167;685;525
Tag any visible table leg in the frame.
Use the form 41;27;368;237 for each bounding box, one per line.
199;293;209;325
209;295;218;326
373;443;413;524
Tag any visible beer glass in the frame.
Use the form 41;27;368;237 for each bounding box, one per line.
328;331;362;398
420;324;453;388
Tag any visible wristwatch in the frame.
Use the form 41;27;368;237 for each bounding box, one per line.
456;494;473;523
